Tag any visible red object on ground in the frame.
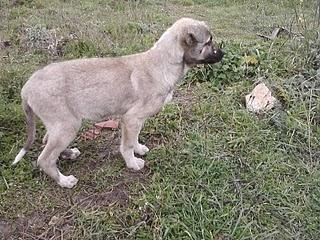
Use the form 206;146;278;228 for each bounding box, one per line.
94;120;119;129
81;120;119;140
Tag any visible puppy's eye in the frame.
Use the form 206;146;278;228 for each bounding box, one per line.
204;37;212;46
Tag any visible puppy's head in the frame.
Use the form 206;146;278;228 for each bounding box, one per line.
177;18;224;66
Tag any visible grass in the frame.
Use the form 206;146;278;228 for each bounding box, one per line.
1;0;320;239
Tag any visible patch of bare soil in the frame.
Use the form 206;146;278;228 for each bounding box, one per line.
173;84;198;106
1;209;75;240
3;129;151;239
2;172;150;239
74;167;150;210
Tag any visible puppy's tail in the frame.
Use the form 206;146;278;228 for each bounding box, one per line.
12;99;36;165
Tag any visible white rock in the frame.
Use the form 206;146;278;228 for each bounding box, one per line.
245;83;277;112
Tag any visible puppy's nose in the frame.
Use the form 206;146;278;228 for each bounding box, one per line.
213;48;223;54
214;48;224;61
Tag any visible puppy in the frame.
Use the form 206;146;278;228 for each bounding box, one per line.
13;18;224;188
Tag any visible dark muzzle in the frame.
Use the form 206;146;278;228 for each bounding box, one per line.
196;47;224;64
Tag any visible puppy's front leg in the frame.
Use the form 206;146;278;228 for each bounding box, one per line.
120;118;145;170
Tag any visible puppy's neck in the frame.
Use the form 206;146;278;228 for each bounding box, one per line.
151;31;185;65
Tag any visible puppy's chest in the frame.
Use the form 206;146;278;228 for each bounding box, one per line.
148;90;174;118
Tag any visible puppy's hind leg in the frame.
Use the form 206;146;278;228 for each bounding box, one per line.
43;132;81;160
60;148;81;160
120;117;146;170
37;122;80;188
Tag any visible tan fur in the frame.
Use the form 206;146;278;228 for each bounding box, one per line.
14;18;223;188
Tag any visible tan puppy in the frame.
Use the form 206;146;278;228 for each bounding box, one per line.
13;18;224;188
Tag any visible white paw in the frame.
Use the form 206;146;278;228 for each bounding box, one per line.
69;148;81;160
61;148;81;160
134;144;149;156
58;174;78;188
126;157;145;171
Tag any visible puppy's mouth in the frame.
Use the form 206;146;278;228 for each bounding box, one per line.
184;48;224;65
200;48;224;64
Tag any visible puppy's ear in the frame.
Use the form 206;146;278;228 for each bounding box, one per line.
183;32;197;47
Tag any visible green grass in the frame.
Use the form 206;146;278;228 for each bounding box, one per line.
1;0;320;239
